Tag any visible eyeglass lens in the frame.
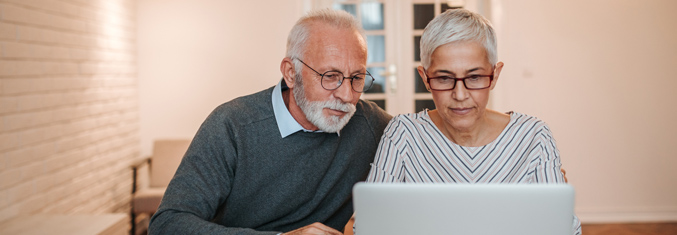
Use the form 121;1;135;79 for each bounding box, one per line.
430;76;491;90
321;71;374;92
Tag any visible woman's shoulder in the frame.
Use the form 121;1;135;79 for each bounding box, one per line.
508;111;546;125
506;111;553;135
382;110;435;134
390;110;432;124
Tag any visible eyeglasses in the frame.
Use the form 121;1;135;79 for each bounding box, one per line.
425;69;494;91
296;59;375;93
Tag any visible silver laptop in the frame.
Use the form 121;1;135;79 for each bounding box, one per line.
353;183;574;235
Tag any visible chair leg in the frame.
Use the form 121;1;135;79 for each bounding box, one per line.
130;209;136;235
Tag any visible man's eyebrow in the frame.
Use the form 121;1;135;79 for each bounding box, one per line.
325;67;367;75
351;68;367;75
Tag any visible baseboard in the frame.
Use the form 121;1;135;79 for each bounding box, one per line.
577;206;677;224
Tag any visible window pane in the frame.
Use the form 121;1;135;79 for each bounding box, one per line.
365;67;385;94
361;2;384;30
414;68;428;93
413;4;434;29
441;3;463;13
414;36;421;62
334;3;357;17
369;99;386;111
367;35;385;63
415;99;436;112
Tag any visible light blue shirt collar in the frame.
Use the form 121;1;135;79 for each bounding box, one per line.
272;80;333;138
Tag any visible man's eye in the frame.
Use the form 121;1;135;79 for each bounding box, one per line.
324;73;340;79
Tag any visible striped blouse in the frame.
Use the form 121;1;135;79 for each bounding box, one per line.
365;110;582;234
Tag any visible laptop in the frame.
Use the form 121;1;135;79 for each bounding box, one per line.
352;183;575;235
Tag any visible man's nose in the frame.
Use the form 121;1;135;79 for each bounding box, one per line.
333;78;355;103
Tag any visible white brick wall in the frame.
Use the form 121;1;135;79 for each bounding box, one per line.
0;0;138;223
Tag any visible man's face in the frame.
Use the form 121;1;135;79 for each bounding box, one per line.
293;23;368;133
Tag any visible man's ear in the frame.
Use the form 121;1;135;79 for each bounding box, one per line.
280;57;297;89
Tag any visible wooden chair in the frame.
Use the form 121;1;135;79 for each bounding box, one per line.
130;139;191;235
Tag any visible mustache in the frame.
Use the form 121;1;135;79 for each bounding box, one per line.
322;99;356;113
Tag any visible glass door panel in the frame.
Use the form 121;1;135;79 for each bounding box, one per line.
366;35;385;63
365;66;386;94
333;1;389;111
407;0;473;113
361;2;384;30
413;4;434;30
325;0;479;115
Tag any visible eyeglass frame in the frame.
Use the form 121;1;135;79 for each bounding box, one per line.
423;68;495;91
295;58;375;93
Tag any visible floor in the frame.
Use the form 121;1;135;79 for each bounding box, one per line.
582;222;677;235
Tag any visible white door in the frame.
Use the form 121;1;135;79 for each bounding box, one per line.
320;0;488;115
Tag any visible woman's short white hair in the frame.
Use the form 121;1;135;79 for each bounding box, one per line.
286;8;365;76
420;9;497;68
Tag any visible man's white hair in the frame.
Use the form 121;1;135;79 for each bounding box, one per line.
420;9;497;68
286;8;366;76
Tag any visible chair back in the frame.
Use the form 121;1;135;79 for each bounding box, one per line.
149;139;191;188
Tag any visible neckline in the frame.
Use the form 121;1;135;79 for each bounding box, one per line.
420;109;517;149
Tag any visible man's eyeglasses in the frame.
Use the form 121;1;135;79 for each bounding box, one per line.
296;59;375;93
425;69;494;91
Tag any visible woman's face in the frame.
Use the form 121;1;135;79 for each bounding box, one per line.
418;41;503;131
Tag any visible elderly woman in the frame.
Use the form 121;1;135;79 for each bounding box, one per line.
364;9;581;234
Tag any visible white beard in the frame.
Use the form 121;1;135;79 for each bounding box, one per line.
293;74;356;133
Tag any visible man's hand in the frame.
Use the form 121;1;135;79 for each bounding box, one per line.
282;222;343;235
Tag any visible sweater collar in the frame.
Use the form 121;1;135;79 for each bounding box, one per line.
272;79;339;138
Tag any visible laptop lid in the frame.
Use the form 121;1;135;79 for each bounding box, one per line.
353;183;574;235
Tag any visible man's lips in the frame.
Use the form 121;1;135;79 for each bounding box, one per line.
326;108;348;116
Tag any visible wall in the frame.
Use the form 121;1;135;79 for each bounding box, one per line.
137;0;677;224
137;0;304;156
0;0;138;223
491;0;677;222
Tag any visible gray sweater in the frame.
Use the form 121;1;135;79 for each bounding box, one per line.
149;86;392;234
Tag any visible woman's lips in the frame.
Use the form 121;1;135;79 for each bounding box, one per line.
450;107;472;115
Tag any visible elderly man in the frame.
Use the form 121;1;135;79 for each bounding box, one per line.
148;9;392;235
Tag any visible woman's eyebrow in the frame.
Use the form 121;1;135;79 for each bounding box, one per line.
433;69;455;75
466;67;485;73
433;66;486;75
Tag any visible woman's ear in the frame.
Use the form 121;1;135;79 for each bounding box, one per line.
280;57;297;89
416;66;431;91
490;62;504;90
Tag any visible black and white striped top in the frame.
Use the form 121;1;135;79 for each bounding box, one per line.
367;110;566;184
365;110;582;234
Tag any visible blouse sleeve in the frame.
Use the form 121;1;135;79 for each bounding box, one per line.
533;124;582;235
366;118;405;183
533;124;567;183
